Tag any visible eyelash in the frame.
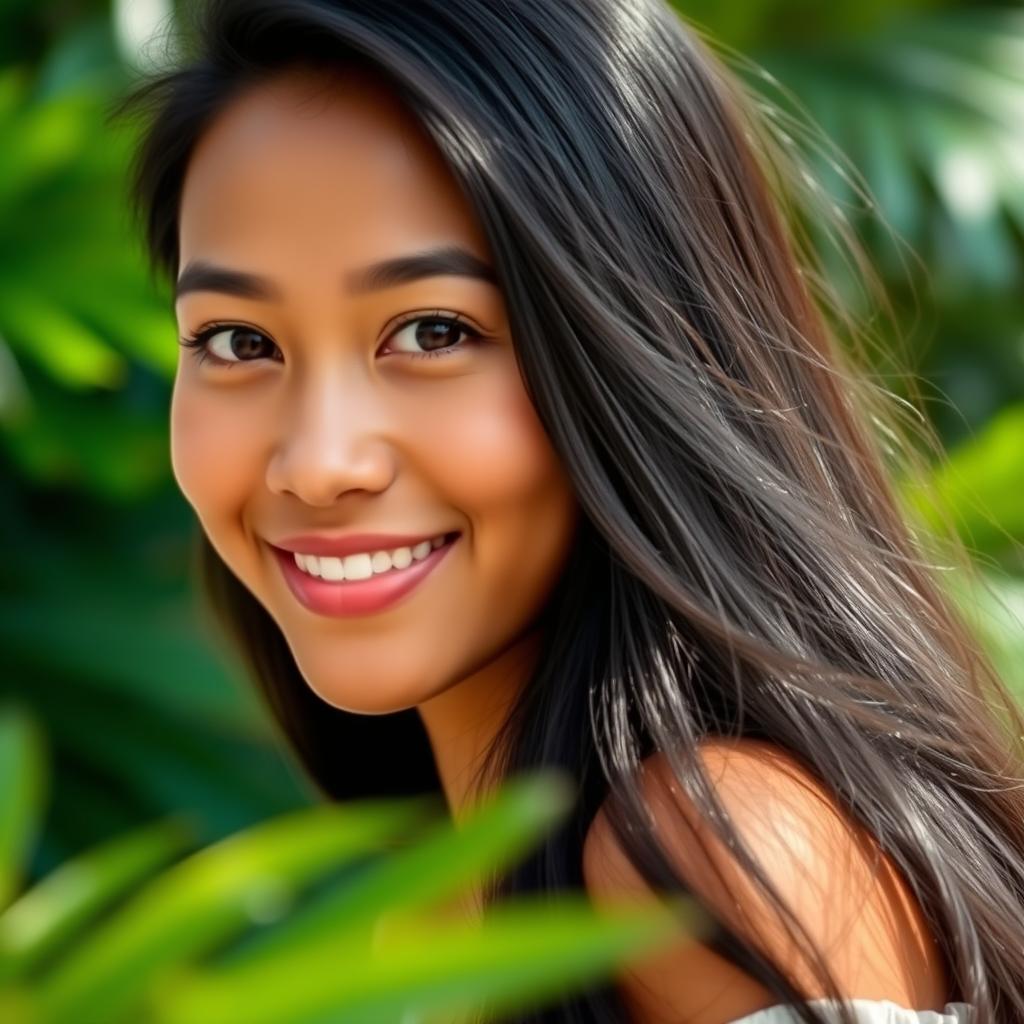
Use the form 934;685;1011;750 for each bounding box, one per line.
178;311;484;369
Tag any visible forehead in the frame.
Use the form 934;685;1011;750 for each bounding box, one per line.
178;67;488;269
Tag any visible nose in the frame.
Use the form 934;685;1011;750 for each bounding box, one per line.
265;365;396;507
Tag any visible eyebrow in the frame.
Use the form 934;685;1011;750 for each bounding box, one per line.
174;245;498;302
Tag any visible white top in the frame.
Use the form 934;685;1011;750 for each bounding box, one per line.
729;999;974;1023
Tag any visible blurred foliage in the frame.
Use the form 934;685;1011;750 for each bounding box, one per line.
0;3;1021;1017
0;66;175;494
0;711;688;1023
743;8;1024;448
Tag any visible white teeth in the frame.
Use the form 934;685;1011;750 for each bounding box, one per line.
370;550;392;573
391;547;412;570
319;557;344;581
292;533;452;581
343;553;374;580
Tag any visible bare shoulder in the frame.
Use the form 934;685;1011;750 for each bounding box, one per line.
581;737;950;1024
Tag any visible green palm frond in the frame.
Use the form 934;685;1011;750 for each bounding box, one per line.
0;722;688;1024
743;10;1024;293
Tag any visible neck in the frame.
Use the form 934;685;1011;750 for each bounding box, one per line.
417;626;541;826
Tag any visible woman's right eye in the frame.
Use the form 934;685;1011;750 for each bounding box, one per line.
179;324;281;368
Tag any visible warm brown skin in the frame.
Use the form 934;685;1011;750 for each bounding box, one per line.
583;738;952;1021
171;66;949;1021
171;66;580;820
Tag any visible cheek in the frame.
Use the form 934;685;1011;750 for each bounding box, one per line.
169;371;262;549
415;356;567;504
414;357;580;620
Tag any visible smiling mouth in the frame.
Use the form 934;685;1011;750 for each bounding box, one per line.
283;531;461;583
270;531;461;618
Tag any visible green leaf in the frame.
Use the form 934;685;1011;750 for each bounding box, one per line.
32;799;438;1023
751;11;1024;297
0;816;196;983
905;111;1019;291
148;895;693;1024
907;403;1024;557
0;286;127;391
318;769;575;922
0;706;48;913
851;95;921;266
212;770;577;974
0;89;102;209
945;571;1024;703
0;369;168;498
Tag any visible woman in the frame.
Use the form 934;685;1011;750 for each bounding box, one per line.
110;0;1024;1020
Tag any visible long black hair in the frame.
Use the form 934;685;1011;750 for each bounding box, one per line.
111;2;1024;1021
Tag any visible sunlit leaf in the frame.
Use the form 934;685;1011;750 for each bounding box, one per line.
907;403;1024;557
947;571;1024;703
752;11;1024;299
0;816;196;984
211;770;577;973
148;895;692;1024
32;799;439;1023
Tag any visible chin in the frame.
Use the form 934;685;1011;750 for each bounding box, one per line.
314;690;424;716
293;661;443;716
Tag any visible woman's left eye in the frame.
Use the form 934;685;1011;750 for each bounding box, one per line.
384;313;484;360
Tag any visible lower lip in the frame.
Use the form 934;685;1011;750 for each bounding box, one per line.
271;533;460;618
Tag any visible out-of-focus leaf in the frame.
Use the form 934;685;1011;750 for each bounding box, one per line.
300;770;576;927
752;11;1024;300
0;83;97;207
0;331;31;425
0;470;314;871
33;14;125;100
0;286;127;390
0;573;255;737
212;770;578;973
0;985;36;1024
948;571;1024;703
0;366;167;498
851;95;921;271
0;707;47;914
32;798;440;1024
31;684;301;849
907;112;1019;292
0;69;26;138
907;403;1024;558
148;895;692;1024
0;816;197;984
0;71;176;500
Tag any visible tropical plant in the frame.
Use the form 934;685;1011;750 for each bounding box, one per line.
0;707;688;1024
729;5;1024;448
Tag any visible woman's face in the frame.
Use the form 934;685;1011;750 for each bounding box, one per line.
172;67;580;713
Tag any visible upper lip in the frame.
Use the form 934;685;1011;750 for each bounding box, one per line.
270;531;457;558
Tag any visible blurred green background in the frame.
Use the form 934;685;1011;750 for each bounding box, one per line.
1;0;1022;891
